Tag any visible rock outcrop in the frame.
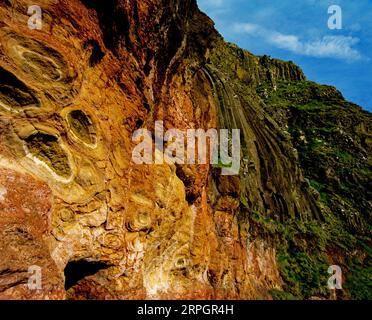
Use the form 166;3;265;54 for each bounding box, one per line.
0;0;370;300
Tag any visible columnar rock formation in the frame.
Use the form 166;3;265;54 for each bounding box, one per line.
0;0;370;300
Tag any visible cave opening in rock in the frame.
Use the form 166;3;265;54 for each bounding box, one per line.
64;260;109;290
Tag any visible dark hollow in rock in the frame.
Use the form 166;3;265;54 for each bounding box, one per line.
81;0;129;54
0;67;39;109
67;110;96;145
25;132;71;177
64;260;109;290
84;39;105;67
176;165;198;204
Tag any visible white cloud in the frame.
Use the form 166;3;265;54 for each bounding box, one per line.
233;22;364;62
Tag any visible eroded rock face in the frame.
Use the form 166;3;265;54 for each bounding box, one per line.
1;0;241;300
0;168;64;299
0;0;370;300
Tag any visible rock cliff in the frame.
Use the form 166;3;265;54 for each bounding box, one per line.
0;0;370;300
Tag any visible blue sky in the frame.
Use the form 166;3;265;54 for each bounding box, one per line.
198;0;372;112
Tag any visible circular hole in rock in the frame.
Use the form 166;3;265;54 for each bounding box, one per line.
67;110;96;146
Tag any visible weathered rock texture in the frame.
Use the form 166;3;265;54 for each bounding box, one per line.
0;0;370;300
